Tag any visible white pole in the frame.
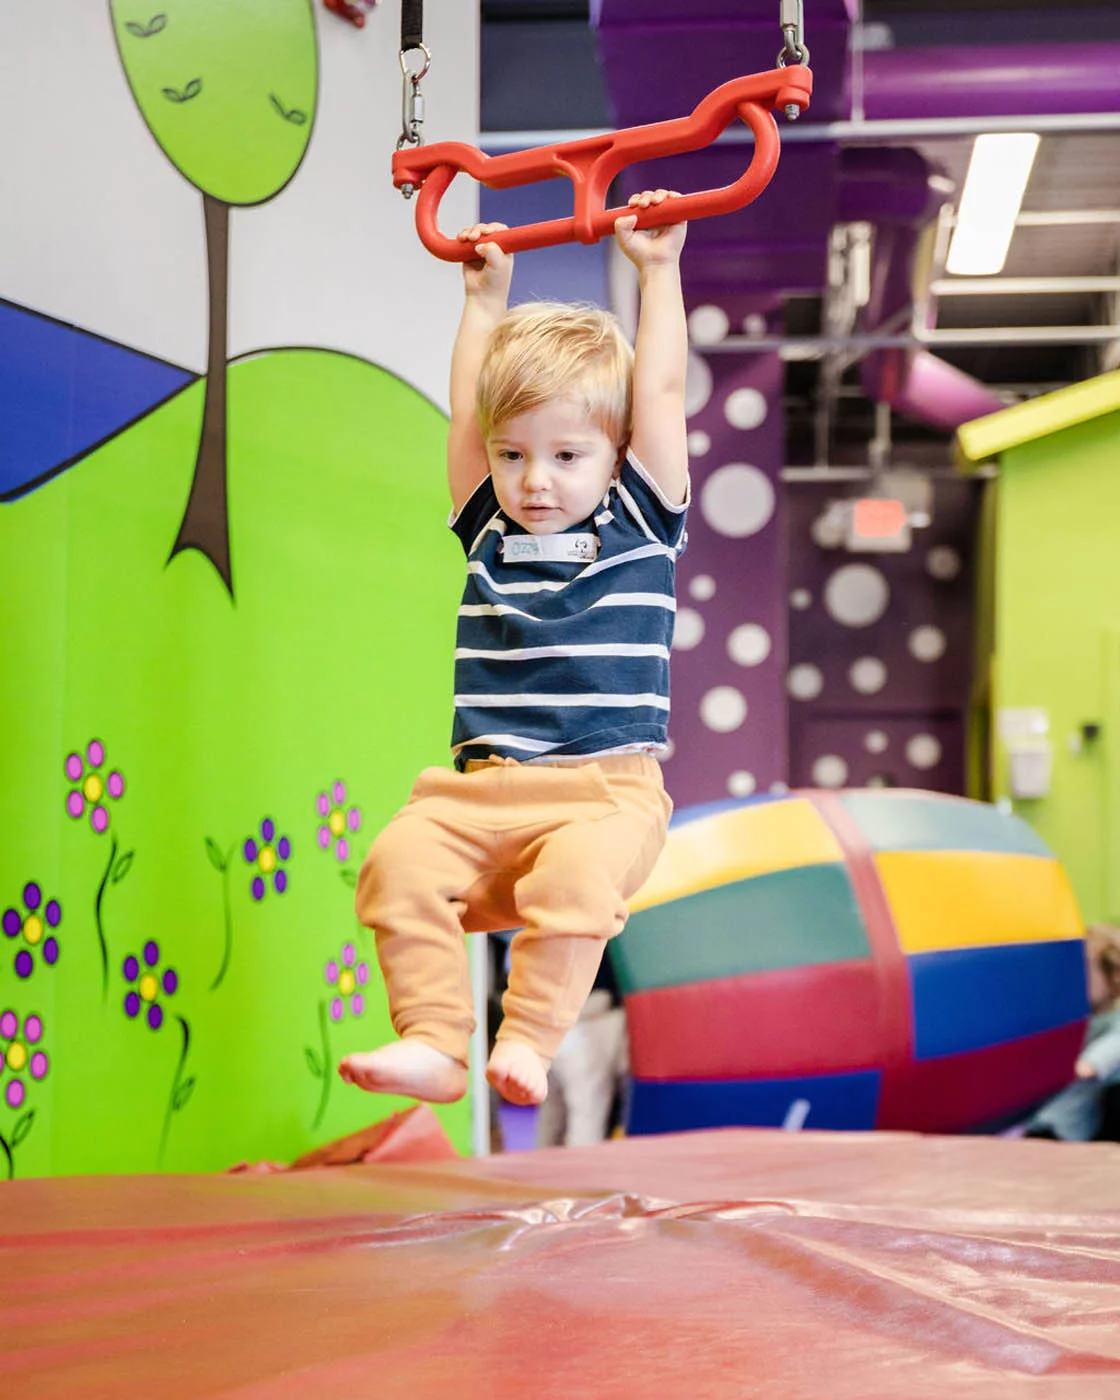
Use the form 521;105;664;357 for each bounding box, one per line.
469;933;490;1157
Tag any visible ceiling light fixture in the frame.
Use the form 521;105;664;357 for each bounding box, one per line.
946;132;1040;276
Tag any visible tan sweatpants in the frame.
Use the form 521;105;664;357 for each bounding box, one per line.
355;753;671;1067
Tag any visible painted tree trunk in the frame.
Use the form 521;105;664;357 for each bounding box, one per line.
169;193;232;595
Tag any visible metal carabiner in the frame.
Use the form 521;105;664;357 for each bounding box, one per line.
776;0;810;119
397;40;432;196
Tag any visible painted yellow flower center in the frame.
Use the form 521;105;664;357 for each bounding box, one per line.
23;915;43;945
329;811;345;837
6;1043;27;1072
139;973;159;1002
83;774;104;803
259;845;277;874
339;969;356;996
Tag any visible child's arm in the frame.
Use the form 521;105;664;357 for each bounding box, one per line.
448;223;514;515
614;190;689;507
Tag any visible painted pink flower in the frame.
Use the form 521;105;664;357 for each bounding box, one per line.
324;942;369;1022
65;739;125;834
315;780;362;863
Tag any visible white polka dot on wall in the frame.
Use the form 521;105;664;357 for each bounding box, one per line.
824;563;890;627
689;574;717;601
926;546;962;582
812;754;848;788
685;352;713;417
906;734;942;769
727;770;757;797
864;730;889;754
849;656;887;695
787;663;823;700
908;625;946;662
723;387;768;431
790;588;812;611
742;313;768;339
688;304;730;345
727;623;771;667
769;780;789;794
700;685;748;733
687;430;711;457
672;607;705;650
700;464;775;538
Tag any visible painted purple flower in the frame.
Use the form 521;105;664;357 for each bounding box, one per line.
0;1009;49;1110
3;883;61;979
122;940;179;1031
324;942;369;1022
315;780;362;863
64;739;125;834
243;817;291;900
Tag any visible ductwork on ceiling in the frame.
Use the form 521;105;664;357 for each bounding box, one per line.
590;0;1120;434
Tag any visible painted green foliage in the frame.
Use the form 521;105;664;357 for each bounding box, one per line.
0;351;471;1177
109;1;316;205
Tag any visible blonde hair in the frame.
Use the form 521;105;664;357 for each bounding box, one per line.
476;302;633;445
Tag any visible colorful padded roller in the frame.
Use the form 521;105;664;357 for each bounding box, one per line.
614;789;1088;1136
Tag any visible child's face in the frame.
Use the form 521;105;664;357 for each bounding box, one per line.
486;397;620;534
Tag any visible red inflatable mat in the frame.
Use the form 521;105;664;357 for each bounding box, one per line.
2;1128;1119;1397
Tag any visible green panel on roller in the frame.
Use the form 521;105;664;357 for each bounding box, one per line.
613;862;871;995
838;792;1053;857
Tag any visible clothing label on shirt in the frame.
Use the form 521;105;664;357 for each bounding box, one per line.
501;533;599;563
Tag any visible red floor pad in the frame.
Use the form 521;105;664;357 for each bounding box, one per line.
2;1129;1119;1398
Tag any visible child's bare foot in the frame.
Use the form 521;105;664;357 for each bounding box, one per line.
486;1040;550;1106
338;1039;467;1103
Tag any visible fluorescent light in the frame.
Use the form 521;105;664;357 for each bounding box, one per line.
946;133;1040;276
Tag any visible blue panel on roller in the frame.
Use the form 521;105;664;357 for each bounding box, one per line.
626;1069;882;1135
909;939;1089;1060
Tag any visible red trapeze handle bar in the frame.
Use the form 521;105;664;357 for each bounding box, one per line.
392;65;812;262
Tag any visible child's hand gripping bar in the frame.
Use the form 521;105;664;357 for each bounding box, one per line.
392;65;812;262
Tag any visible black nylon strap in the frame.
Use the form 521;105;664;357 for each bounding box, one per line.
401;0;423;52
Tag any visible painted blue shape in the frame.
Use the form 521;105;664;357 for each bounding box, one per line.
669;792;789;830
0;300;197;500
626;1069;882;1135
909;939;1090;1060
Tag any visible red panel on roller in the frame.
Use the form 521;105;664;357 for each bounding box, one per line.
625;960;883;1080
877;1019;1086;1132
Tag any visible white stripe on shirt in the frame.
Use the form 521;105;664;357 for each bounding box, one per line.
455;692;671;710
616;482;660;543
466;560;568;594
451;733;558;755
590;592;676;611
454;643;671;662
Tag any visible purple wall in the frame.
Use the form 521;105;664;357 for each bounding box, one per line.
662;296;787;808
786;478;977;795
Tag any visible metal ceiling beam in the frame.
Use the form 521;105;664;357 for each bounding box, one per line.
698;326;1120;360
932;277;1120;296
482;111;1120;152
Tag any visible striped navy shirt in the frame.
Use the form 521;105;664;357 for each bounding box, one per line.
449;451;688;769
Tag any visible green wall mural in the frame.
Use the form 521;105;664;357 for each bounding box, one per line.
109;0;319;594
1;349;469;1177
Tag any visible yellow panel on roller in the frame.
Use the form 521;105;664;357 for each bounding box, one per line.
628;798;844;914
875;851;1083;952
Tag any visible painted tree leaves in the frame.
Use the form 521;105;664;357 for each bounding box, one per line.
126;13;167;39
163;78;203;104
